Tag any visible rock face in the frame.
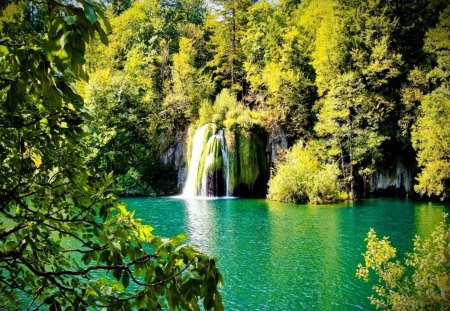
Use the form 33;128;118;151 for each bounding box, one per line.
267;129;288;163
369;161;413;195
161;130;187;189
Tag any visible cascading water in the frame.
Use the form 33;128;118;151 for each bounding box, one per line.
217;130;230;197
182;125;231;198
182;124;208;197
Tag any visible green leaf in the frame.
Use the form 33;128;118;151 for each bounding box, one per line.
82;253;90;264
84;3;98;24
0;45;9;56
122;270;130;288
64;16;77;25
60;30;73;49
94;23;108;45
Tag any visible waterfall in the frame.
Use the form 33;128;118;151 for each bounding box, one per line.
199;136;215;197
217;130;231;197
198;129;231;197
182;124;209;197
182;125;231;198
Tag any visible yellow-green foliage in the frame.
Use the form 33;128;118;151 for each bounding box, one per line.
238;131;260;187
412;86;450;199
197;100;215;128
357;214;450;310
198;89;261;130
267;143;341;204
197;89;237;127
411;6;450;200
296;0;344;95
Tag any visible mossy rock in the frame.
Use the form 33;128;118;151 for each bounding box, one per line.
237;130;260;187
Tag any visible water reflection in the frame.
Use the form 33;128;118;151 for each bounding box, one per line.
126;197;450;311
182;199;218;255
414;202;447;239
267;202;342;309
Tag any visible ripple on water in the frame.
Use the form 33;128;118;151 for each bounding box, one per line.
122;197;450;311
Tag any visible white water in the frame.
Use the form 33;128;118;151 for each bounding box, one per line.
200;135;215;197
217;129;231;197
198;130;231;197
182;124;208;197
181;125;232;198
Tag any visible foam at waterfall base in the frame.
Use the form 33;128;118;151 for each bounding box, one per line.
172;195;237;200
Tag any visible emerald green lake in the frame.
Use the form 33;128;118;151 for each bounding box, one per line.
122;197;449;310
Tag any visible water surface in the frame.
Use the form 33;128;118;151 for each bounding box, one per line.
122;197;449;310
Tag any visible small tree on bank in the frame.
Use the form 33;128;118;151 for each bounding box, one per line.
357;214;449;310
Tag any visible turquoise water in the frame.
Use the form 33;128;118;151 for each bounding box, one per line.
122;197;449;310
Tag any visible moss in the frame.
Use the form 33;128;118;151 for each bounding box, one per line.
195;131;224;190
225;128;237;193
237;130;259;187
185;125;195;169
203;123;213;147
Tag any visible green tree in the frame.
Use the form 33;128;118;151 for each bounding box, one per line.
242;1;317;140
295;0;344;96
357;214;449;310
111;0;133;16
412;87;450;199
0;1;223;310
411;5;450;200
164;36;214;129
267;142;342;204
207;0;255;93
315;72;386;199
313;0;403;199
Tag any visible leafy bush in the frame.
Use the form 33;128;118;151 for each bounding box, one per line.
117;168;155;196
267;143;342;204
198;89;261;130
357;214;450;310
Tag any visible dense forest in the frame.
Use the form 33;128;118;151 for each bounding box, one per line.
75;0;449;203
1;0;449;310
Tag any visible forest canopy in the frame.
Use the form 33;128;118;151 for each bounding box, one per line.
76;0;450;202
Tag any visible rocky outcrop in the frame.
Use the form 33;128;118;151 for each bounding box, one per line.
369;161;413;195
161;130;188;188
267;129;288;163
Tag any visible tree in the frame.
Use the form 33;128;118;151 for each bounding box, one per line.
242;1;317;140
295;0;344;96
412;87;450;199
110;0;133;16
312;0;404;199
0;1;223;310
357;214;449;310
411;5;450;200
267;142;342;204
206;0;255;94
315;73;386;199
164;36;214;129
